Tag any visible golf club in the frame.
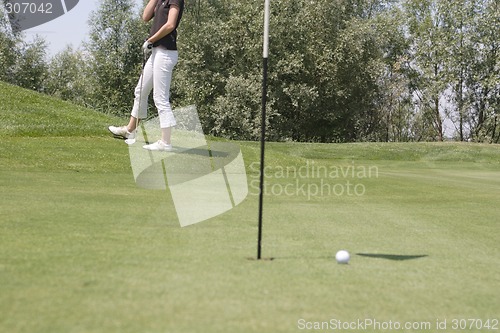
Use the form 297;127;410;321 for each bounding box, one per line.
125;44;151;145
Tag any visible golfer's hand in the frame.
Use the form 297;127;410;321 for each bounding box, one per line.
142;40;153;54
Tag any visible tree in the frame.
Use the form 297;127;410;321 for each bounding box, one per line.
172;1;264;139
175;0;404;142
265;0;407;142
437;0;472;140
405;0;448;141
13;35;48;92
372;6;415;142
466;0;499;142
46;46;91;106
85;0;148;115
0;5;21;83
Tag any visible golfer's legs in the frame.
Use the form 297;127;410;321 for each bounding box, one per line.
131;56;154;119
153;48;178;128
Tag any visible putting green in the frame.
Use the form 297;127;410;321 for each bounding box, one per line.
1;82;499;332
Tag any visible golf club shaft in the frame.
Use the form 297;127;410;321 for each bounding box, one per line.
134;53;148;136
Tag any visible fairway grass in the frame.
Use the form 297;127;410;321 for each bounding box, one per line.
1;83;499;332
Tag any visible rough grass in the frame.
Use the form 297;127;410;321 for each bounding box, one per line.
0;81;114;138
1;82;499;333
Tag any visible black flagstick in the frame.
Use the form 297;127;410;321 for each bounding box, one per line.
258;0;270;260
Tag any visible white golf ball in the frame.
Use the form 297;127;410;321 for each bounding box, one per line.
335;250;350;264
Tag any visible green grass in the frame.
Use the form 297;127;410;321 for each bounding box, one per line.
1;81;499;333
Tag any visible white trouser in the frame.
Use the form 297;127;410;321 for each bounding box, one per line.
131;47;178;128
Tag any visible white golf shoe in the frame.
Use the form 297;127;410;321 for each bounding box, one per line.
143;140;173;151
108;126;135;139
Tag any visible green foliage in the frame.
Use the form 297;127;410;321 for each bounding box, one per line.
45;46;91;106
0;7;48;92
466;0;500;143
0;5;20;83
1;0;498;143
172;1;263;138
212;74;263;140
85;0;149;116
12;35;48;92
404;0;448;141
404;0;499;142
174;0;404;142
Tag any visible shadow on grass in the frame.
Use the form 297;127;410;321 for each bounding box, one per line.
356;253;428;261
247;256;334;261
245;254;428;261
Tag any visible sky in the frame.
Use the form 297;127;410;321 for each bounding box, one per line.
22;0;143;57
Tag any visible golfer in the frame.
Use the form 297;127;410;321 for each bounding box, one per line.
109;0;184;151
